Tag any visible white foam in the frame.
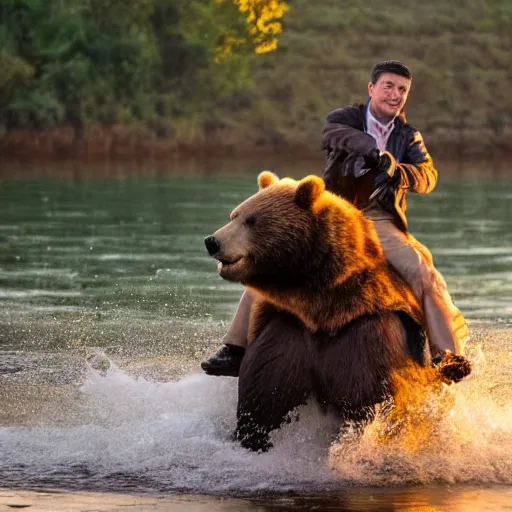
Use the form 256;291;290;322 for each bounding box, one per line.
0;355;511;493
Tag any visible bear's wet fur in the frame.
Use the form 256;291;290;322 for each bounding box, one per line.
207;172;456;452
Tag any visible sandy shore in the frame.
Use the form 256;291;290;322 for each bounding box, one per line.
3;486;512;512
0;490;249;512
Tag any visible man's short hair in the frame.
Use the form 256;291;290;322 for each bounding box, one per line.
370;60;412;84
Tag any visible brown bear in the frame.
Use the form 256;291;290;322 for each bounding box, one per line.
204;172;468;452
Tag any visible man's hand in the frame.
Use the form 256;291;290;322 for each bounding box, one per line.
374;155;396;190
365;149;394;176
366;150;399;209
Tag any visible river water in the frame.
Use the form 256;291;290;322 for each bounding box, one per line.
0;161;511;511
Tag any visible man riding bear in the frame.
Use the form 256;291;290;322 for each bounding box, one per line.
202;60;469;378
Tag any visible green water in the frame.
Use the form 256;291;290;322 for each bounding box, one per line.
0;163;511;510
0;172;256;357
1;166;511;344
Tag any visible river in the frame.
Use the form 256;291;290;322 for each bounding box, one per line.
0;160;511;511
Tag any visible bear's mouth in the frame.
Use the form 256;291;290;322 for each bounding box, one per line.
217;256;243;268
216;255;247;280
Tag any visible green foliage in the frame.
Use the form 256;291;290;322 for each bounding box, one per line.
0;0;261;130
0;52;34;105
0;1;132;127
150;0;252;114
7;87;63;128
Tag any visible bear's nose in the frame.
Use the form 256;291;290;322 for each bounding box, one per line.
204;235;221;256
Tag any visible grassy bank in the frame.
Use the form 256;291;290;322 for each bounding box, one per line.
234;0;512;158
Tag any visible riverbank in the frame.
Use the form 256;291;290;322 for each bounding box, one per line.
2;0;511;167
1;150;511;184
1;123;511;162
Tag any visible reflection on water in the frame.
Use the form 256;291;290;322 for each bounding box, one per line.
2;485;512;511
0;161;511;510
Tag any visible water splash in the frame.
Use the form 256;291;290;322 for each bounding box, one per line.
0;346;511;494
329;352;512;486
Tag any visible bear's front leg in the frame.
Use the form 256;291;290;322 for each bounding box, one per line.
314;312;410;418
236;309;313;452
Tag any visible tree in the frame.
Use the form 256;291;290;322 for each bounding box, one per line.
0;0;289;131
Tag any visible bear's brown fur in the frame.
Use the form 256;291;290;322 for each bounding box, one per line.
207;172;438;451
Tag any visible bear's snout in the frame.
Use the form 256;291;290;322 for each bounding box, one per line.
204;235;221;256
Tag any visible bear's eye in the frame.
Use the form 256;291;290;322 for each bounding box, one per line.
245;215;257;227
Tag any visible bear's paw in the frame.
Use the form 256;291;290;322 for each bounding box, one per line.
432;351;472;384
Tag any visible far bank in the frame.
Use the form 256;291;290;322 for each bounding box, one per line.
1;122;511;164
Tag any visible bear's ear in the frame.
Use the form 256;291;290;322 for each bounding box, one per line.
295;175;325;210
258;171;279;190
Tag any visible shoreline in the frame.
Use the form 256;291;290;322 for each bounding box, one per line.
2;485;512;512
1;124;511;164
1;162;511;186
0;489;249;512
1;151;511;181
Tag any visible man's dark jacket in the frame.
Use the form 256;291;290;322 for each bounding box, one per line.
322;102;438;231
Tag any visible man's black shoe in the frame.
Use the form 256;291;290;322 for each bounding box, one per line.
201;344;245;377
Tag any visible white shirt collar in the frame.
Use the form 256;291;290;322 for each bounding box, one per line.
366;103;396;151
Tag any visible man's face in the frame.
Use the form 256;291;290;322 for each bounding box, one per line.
368;72;411;120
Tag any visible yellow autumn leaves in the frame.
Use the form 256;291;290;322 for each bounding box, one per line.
215;0;288;62
236;0;288;54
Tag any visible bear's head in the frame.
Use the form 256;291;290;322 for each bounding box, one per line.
204;171;383;290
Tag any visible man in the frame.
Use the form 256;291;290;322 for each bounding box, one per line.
202;60;468;377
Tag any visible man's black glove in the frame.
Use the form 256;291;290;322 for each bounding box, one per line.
365;148;391;174
365;150;399;209
374;167;400;194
